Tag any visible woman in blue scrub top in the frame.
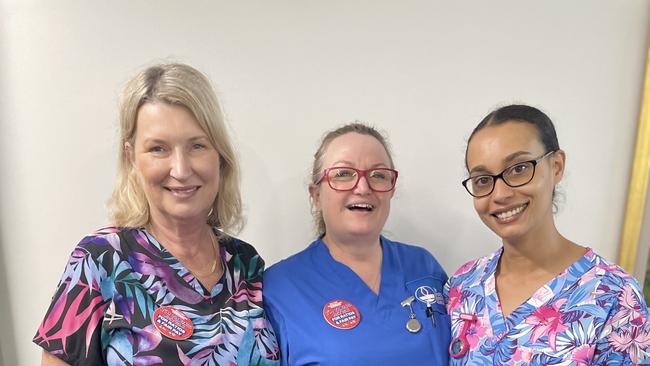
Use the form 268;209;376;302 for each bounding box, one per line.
263;123;450;365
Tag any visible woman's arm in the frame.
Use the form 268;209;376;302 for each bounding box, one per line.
42;350;70;366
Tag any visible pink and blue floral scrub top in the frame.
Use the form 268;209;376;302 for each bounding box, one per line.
445;247;650;365
34;227;280;366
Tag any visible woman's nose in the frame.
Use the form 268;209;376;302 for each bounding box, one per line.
353;174;372;194
170;150;192;180
490;177;514;201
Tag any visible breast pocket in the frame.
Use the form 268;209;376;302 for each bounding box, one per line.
405;276;450;329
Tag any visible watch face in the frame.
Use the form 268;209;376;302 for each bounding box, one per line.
450;338;466;357
406;318;421;333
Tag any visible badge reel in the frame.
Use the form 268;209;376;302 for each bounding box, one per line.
450;313;477;359
400;295;421;333
415;286;438;327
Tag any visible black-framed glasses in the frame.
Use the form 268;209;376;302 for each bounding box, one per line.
461;150;556;198
316;166;398;192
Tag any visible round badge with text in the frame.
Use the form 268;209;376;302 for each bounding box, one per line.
153;306;194;340
322;299;361;330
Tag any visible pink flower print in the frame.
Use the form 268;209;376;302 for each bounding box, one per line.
456;260;475;276
466;319;487;348
570;344;595;366
447;287;462;312
524;304;568;351
512;346;533;363
609;325;650;362
610;285;645;326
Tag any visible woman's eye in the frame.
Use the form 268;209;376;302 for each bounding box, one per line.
511;163;529;174
193;143;207;150
148;146;164;153
473;176;491;187
333;169;356;178
369;170;387;180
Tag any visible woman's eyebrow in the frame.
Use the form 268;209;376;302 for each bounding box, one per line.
468;151;533;175
503;151;533;165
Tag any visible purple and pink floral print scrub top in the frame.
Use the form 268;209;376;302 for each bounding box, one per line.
446;247;650;365
34;227;280;365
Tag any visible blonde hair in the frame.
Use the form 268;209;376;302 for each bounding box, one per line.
309;122;394;235
109;63;243;235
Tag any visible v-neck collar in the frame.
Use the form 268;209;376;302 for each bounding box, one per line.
482;247;595;337
141;228;228;298
312;237;394;303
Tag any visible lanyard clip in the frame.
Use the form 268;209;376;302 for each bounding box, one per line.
449;312;477;359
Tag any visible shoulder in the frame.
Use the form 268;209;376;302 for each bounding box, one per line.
73;226;125;257
382;237;447;277
448;248;499;287
264;240;321;295
587;250;640;283
586;250;646;301
218;234;269;279
264;241;318;279
220;233;261;259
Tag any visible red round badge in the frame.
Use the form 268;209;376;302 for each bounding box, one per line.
153;306;194;340
322;299;361;330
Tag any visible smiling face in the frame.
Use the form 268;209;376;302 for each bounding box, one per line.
465;121;565;243
310;132;395;243
128;102;221;227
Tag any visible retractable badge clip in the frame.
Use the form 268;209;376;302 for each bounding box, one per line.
415;286;438;327
401;295;422;333
449;313;477;359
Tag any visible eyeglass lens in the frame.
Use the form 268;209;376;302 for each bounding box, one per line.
468;161;535;197
327;168;396;191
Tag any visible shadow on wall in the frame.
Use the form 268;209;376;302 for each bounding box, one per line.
0;220;18;365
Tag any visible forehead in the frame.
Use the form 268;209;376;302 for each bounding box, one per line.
466;121;545;171
135;102;206;138
321;132;391;166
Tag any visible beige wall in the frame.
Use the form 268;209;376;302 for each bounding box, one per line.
1;1;649;364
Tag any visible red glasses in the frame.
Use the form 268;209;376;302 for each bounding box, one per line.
316;167;398;192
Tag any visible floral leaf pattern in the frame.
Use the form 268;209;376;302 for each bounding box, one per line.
445;247;650;365
34;227;280;365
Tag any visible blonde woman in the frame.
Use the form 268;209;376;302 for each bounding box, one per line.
34;63;279;366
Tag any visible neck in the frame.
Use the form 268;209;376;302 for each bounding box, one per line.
148;214;212;257
499;216;576;274
322;233;382;262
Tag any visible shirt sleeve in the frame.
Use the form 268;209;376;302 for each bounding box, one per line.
593;281;650;365
33;241;110;365
264;299;289;366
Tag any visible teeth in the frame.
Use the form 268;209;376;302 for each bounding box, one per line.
169;187;197;193
348;203;373;210
495;204;526;220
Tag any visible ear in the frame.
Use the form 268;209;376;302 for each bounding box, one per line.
125;141;135;165
309;184;321;210
551;149;566;184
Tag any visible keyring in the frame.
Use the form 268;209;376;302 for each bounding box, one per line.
449;313;477;359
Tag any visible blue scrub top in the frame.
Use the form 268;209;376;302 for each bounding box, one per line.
263;236;450;366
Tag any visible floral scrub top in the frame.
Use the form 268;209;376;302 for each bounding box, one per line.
34;227;280;366
445;247;650;365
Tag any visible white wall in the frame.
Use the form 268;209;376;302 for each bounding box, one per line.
1;1;648;364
